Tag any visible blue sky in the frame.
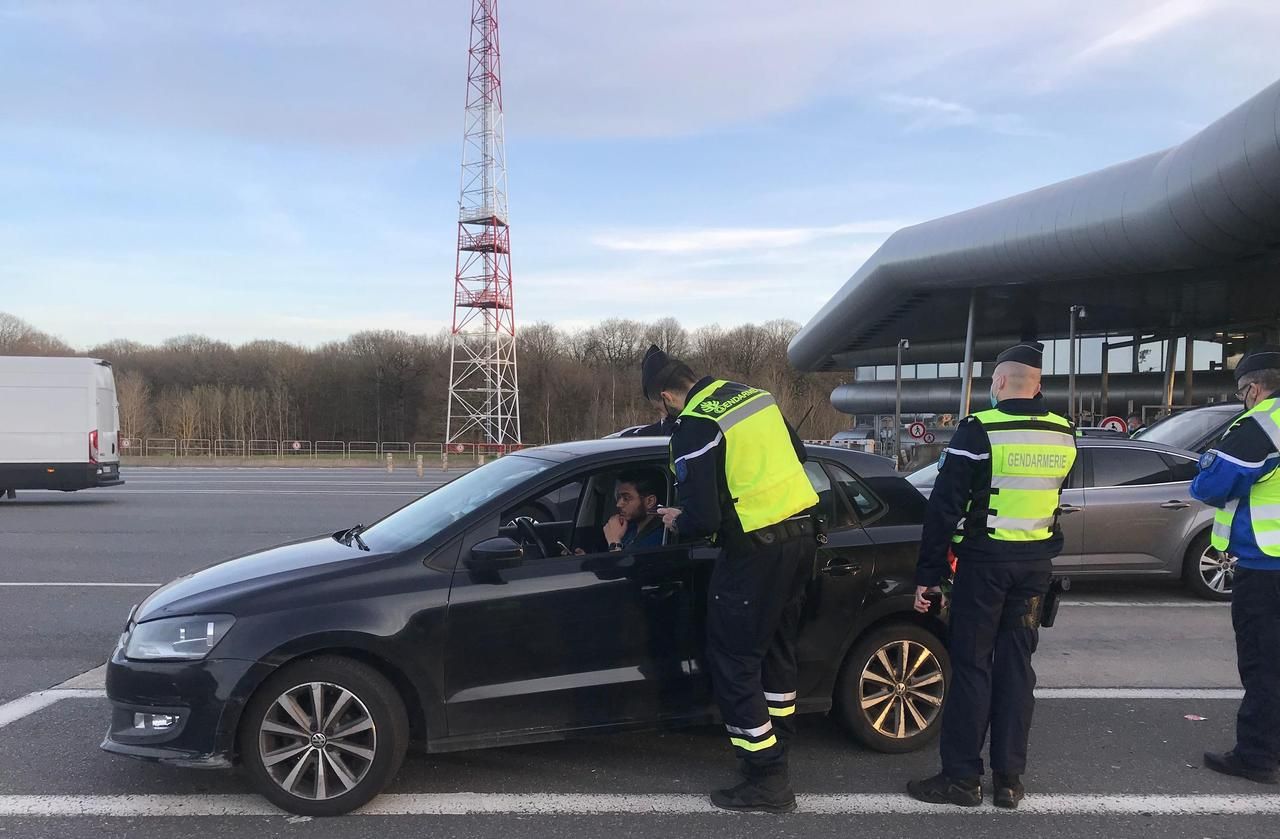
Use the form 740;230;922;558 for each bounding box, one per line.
2;0;1279;348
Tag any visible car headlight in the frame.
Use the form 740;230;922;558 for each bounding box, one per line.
125;615;235;661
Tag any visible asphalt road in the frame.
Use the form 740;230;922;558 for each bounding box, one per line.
0;466;1272;838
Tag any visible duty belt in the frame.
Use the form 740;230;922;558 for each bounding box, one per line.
750;515;815;546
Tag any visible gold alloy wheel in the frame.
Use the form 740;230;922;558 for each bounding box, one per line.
858;639;945;739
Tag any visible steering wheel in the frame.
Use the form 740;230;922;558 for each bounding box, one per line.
512;516;555;558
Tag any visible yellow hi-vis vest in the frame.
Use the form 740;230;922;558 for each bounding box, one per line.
1210;397;1280;557
675;380;819;533
961;408;1077;543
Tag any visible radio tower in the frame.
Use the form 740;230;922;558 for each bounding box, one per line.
446;0;521;449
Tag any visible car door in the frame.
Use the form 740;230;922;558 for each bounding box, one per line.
1053;452;1087;575
443;462;701;738
1080;446;1195;572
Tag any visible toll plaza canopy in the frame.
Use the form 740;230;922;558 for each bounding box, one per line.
788;80;1280;372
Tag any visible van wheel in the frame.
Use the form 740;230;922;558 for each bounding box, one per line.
238;656;409;817
834;623;950;753
1183;531;1234;601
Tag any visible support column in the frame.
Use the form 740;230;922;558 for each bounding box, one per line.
1162;337;1179;410
1184;335;1195;405
959;291;978;417
1100;338;1110;419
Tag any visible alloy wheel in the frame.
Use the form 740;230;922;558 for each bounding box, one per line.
258;681;377;801
1199;547;1237;595
858;640;945;739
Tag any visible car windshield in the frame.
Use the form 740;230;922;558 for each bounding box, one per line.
360;454;556;552
1137;406;1240;449
907;462;939;488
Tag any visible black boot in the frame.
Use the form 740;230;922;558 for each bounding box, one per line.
1204;751;1279;785
711;771;797;814
906;772;982;807
992;773;1024;809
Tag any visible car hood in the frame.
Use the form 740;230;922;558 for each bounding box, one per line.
135;534;382;622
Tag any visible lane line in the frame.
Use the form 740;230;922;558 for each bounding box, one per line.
0;690;105;730
0;792;1278;817
1036;688;1243;700
0;583;157;588
1062;600;1228;608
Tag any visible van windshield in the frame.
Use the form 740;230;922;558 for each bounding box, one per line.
359;454;556;552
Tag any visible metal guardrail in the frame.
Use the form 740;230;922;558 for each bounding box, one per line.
380;442;411;458
119;438;523;465
215;439;246;457
144;438;177;457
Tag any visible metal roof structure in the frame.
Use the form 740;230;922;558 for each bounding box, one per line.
788;80;1280;372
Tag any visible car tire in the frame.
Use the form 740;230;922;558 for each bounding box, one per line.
238;655;409;817
1183;531;1234;601
834;623;950;754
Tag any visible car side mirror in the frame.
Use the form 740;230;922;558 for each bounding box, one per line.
466;537;525;572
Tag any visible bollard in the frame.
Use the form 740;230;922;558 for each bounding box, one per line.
416;454;424;478
475;446;482;466
386;453;393;473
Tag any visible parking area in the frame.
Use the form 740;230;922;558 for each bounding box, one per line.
0;467;1275;838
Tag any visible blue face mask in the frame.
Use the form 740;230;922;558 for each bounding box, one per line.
989;389;999;408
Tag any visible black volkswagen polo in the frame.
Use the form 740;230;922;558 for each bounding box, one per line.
102;439;948;816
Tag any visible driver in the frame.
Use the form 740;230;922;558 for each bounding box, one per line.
602;471;665;552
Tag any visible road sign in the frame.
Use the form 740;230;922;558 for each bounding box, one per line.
923;432;936;444
1100;416;1128;433
908;422;927;440
453;443;466;454
291;441;302;451
121;439;131;449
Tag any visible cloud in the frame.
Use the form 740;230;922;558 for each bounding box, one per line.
878;94;1051;138
592;222;908;254
1072;0;1222;63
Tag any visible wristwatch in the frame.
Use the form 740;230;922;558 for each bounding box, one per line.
608;542;624;552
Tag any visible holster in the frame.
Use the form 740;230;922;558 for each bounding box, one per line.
1038;576;1071;628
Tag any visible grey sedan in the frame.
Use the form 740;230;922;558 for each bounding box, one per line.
907;438;1232;600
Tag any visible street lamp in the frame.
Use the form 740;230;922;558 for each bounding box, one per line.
895;339;909;468
1068;305;1087;422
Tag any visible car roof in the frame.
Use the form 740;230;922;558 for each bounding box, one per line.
1076;436;1198;457
515;437;900;476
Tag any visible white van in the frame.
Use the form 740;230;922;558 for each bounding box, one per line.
0;356;125;496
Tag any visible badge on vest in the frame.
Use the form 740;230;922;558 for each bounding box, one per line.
675;460;689;482
1199;451;1217;469
937;451;947;469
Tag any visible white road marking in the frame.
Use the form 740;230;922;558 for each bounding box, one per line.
0;690;105;730
1062;600;1228;608
0;582;157;588
1035;688;1243;700
55;665;107;690
0;792;1278;817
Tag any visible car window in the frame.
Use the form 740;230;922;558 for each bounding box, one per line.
1066;452;1085;490
804;461;840;529
502;479;584;524
1088;448;1173;488
361;454;555;551
1162;454;1200;483
827;463;887;525
1137;407;1239;450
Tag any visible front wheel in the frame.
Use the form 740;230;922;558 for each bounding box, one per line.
1183;531;1234;601
238;656;409;817
834;623;950;753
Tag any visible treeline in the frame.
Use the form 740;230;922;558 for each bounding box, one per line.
0;312;851;445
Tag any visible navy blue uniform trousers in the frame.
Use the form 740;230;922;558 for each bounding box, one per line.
1231;567;1280;772
940;558;1052;779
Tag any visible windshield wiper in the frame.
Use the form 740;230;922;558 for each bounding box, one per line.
335;523;370;551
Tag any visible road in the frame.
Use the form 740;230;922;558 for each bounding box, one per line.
0;466;1272;838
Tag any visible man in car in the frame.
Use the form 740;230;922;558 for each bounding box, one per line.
1127;414;1146;436
640;345;818;814
1191;348;1280;785
908;341;1077;810
601;471;665;552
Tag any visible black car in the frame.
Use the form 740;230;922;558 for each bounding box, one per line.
1134;402;1242;453
102;439;946;816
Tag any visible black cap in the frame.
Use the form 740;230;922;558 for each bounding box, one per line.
994;341;1044;370
1235;347;1280;382
641;344;671;401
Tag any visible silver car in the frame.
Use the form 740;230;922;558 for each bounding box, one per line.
907;437;1232;600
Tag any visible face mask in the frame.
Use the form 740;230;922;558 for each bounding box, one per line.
989;388;999;408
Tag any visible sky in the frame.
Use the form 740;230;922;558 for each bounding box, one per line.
2;0;1279;349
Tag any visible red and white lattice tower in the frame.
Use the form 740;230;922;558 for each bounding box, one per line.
446;0;521;448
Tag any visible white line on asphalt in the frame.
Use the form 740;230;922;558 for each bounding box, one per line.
0;690;105;730
105;490;426;496
1062;600;1228;608
1035;688;1243;700
0;582;157;588
0;792;1278;817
